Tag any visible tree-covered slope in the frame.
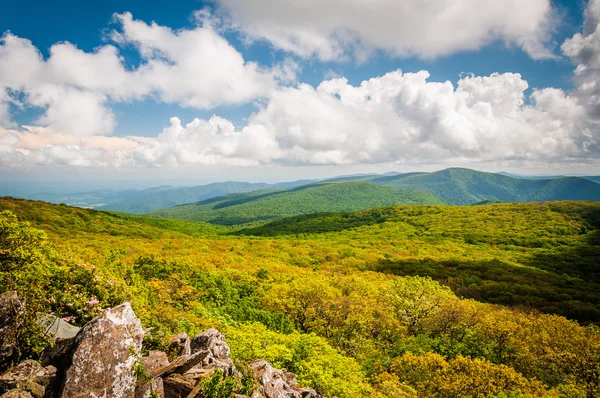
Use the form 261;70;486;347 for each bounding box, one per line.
97;180;315;214
150;181;446;225
369;167;600;204
2;197;600;397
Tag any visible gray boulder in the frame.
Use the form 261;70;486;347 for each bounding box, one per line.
190;329;236;376
250;360;322;398
37;315;80;340
61;303;144;398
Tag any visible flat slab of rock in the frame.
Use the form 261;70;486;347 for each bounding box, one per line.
61;302;144;398
151;350;209;379
38;314;80;340
162;374;194;398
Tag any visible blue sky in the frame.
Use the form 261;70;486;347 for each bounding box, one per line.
0;0;599;180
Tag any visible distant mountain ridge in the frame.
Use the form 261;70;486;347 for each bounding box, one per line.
364;168;600;205
2;168;597;213
96;180;316;214
150;181;446;225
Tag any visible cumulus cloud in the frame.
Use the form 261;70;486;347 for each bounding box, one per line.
2;70;597;171
214;0;558;61
1;2;600;172
0;10;288;135
562;0;600;121
110;11;283;108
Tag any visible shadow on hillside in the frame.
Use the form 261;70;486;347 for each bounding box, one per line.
525;206;600;285
371;256;600;324
190;183;327;211
232;209;391;236
212;184;324;210
369;172;426;183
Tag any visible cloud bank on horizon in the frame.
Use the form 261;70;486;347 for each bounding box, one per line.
0;0;599;173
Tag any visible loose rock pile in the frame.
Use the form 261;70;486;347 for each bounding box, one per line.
0;292;322;398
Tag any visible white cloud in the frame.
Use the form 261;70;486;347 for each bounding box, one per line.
214;0;558;61
1;2;599;173
562;0;600;121
242;71;592;165
1;70;596;171
0;10;289;136
110;11;284;108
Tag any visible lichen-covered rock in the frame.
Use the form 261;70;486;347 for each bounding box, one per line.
61;303;144;398
0;292;23;372
0;360;56;398
190;329;236;376
250;361;322;398
168;333;190;357
135;351;168;398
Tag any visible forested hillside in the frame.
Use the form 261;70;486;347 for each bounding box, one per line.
368;168;600;204
150;182;445;225
1;197;600;397
97;180;314;214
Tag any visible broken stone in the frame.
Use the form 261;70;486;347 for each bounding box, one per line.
250;360;322;398
0;360;56;398
190;329;237;377
61;302;144;398
37;315;80;340
135;351;168;398
151;350;209;379
169;333;191;357
40;337;74;370
190;329;229;359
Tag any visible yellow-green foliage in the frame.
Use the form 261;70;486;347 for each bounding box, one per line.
226;323;374;397
1;197;600;397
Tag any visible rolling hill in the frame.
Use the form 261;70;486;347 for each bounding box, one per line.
96;180;315;214
150;181;446;225
2;197;600;396
367;168;600;205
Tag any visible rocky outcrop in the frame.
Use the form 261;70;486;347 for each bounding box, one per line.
250;360;321;398
0;292;23;372
0;360;56;398
190;328;237;377
0;299;322;398
61;302;144;398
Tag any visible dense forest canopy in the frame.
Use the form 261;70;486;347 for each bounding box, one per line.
1;197;599;397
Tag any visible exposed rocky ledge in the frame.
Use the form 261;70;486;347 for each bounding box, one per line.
0;292;322;398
